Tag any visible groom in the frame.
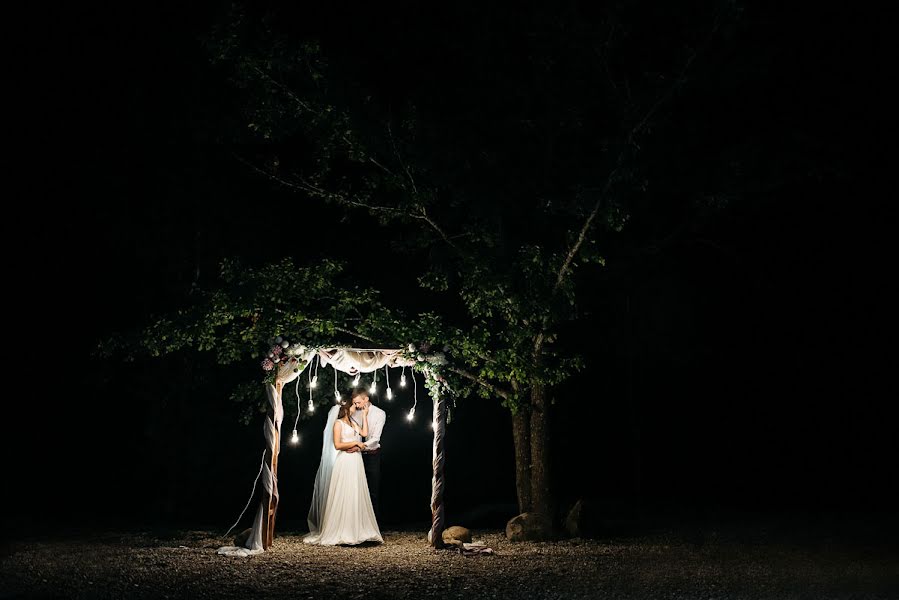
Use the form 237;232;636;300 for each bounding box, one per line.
348;386;386;522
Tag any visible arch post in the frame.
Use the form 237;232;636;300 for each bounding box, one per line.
427;390;447;548
261;382;284;549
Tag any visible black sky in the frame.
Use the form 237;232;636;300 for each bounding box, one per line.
8;1;895;534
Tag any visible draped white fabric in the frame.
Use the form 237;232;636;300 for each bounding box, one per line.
218;381;285;556
317;348;414;373
285;349;317;384
306;404;340;536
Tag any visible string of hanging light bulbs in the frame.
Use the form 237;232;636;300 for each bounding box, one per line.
288;354;432;446
290;354;316;445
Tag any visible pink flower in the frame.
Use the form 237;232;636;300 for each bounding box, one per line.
272;346;282;356
261;358;275;371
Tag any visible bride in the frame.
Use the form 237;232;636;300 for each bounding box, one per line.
304;399;383;546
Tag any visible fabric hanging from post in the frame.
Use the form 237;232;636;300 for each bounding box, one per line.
216;382;282;556
218;358;305;556
306;403;340;537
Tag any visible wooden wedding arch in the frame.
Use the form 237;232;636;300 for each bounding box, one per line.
252;344;448;550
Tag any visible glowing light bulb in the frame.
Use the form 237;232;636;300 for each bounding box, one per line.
307;400;315;413
386;388;393;400
352;374;360;386
310;375;318;388
334;390;341;402
290;429;299;444
430;421;437;430
370;383;377;394
407;407;415;421
400;374;407;387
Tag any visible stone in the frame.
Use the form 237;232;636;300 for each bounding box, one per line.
442;525;472;544
505;512;552;541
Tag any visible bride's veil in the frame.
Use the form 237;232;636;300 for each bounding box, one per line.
306;403;340;536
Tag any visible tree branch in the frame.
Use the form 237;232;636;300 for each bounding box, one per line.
231;153;323;196
250;65;317;115
251;63;405;182
417;206;458;251
333;327;381;345
387;119;419;196
247;63;464;253
537;13;728;364
233;153;407;215
552;167;621;294
552;12;724;296
232;151;461;252
333;327;509;399
447;366;512;401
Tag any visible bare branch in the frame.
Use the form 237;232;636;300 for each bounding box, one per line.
241;64;461;251
351;144;401;180
231;153;322;196
552;167;620;294
552;12;724;296
339;198;409;218
250;64;317;115
536;13;730;366
232;153;414;218
251;62;402;182
388;120;419;196
417;206;459;251
627;13;723;146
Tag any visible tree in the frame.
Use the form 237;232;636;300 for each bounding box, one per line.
126;2;739;531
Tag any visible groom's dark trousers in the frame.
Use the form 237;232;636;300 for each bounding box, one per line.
361;449;381;522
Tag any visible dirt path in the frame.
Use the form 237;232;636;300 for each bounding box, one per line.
2;530;896;599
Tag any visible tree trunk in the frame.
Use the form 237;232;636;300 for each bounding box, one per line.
529;382;553;524
511;408;532;513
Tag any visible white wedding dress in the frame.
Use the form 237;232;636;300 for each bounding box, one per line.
303;419;382;546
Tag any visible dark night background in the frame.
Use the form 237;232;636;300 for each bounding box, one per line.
7;1;895;540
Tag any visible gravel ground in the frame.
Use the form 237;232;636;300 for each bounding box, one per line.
2;529;897;599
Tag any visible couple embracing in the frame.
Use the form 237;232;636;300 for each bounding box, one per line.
304;387;386;546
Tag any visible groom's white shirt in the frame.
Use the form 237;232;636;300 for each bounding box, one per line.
352;404;386;451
